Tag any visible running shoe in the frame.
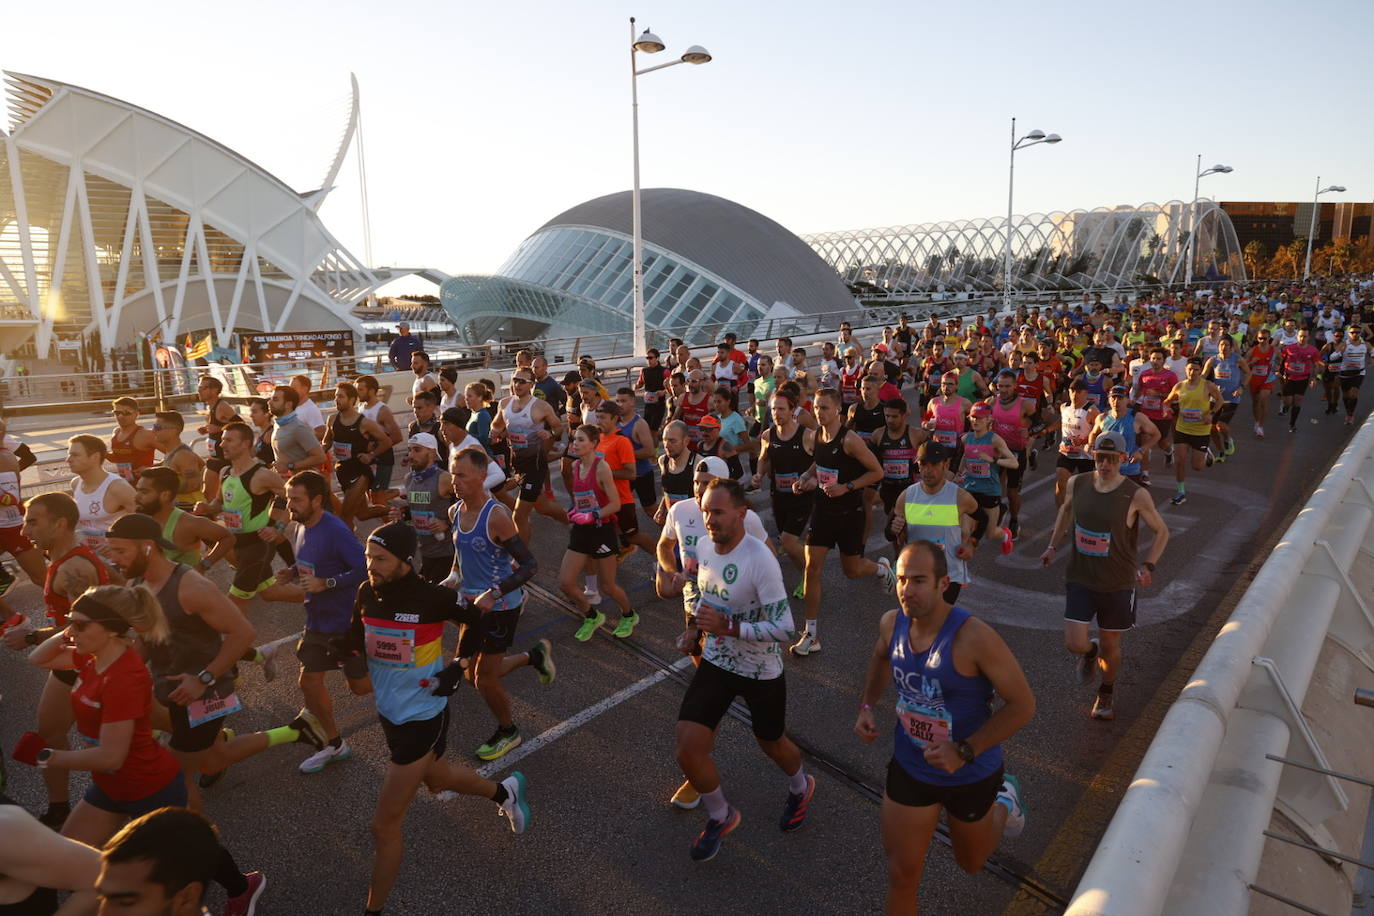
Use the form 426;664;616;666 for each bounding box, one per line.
1139;472;1151;488
1279;403;1289;416
1007;517;1020;540
582;585;602;606
1346;415;1354;427
299;739;352;774
1169;492;1187;506
616;544;636;563
223;871;266;916
1224;438;1236;456
790;581;805;600
199;727;236;788
671;780;701;810
498;772;529;834
290;709;327;750
611;612;641;639
1204;448;1215;468
1288;425;1296;433
1000;528;1014;556
790;631;821;656
1256;425;1265;438
0;563;15;598
1163;449;1173;468
996;774;1026;838
574;610;605;641
1027;448;1038;471
779;774;816;832
1090;691;1115;720
476;727;522;761
528;639;556;685
690;806;741;862
1077;638;1099;685
259;642;279;684
876;556;896;594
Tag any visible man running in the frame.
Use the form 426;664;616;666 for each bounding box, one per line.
491;369;567;543
442;447;551;761
889;442;985;605
268;384;327;479
1164;358;1223;505
793;389;895;656
854;540;1034;916
1278;328;1322;432
133;468;233;575
1202;335;1249;460
1089;387;1160;488
1334;324;1369;426
342;522;529;915
195;375;242;502
152;412;207;512
655;420;696;524
674;478;812;861
356;374;405;519
108;398;158;483
984;371;1036;537
1040;431;1170;720
1053;380;1100;507
68;434;135;559
1131;348;1179;470
957;405;1017;554
1245;329;1277;437
325;382;390;530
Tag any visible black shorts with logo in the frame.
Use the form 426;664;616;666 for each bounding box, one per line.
885;758;1004;823
806;503;865;556
380;707;450;766
515;454;548;503
457;603;523;657
677;660;786;742
771;491;814;538
569;521;618;558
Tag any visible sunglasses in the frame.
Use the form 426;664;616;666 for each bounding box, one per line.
511;378;533;385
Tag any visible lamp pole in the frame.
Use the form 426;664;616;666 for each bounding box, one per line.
629;18;711;357
1303;177;1347;280
1184;155;1233;287
1004;118;1061;311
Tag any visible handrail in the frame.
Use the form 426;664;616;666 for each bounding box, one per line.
1064;412;1374;916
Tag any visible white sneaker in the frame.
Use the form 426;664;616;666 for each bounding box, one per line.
997;775;1026;838
790;631;821;656
875;556;896;594
299;739;352;774
498;772;530;834
582;586;602;606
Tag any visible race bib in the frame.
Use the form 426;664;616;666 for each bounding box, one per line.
365;625;415;668
1180;407;1204;424
816;466;838;488
855;429;873;442
221;508;243;532
1215;366;1231;380
1288;360;1308;375
682;535;700;577
116;462;134;481
1252;364;1269;378
933;429;956;446
298;559;316;578
896;695;952;748
78;528;107;553
666;491;691;505
1074;523;1111;557
410;509;435;532
774;471;799;490
332;442;353;462
643;390;660;404
507;431;529;449
573;489;597;513
966;459;991;478
1141;394;1162;411
186;684;243;728
883;458;910;479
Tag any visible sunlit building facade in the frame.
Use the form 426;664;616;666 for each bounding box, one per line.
440;188;854;346
0;71;389;358
803;201;1247;295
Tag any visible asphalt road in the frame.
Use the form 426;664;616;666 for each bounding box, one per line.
0;394;1367;915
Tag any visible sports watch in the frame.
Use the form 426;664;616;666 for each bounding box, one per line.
196;669;215;686
956;740;976;763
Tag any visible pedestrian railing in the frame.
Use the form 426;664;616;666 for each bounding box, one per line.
1064;413;1374;915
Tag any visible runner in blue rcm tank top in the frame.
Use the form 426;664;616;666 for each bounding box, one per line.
854;541;1035;916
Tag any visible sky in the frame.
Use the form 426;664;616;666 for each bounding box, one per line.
6;0;1372;296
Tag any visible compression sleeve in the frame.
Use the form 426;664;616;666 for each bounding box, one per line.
496;535;537;596
483;461;506;492
13;443;36;471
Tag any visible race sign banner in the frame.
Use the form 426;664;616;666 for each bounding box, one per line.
240;331;356;364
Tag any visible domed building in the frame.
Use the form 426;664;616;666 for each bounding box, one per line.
439;188;855;346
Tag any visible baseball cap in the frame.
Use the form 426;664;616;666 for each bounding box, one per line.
1092;431;1127;454
561;371;582;386
1109;385;1129;397
969;403;992;419
694;456;730;479
398;321;410;329
367;522;417;567
106;513;177;552
408;432;439;451
697;415;721;429
916;440;952;464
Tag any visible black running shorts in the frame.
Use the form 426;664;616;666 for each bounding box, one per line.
806;504;865;556
677;660;786;742
771;491;813;538
457;603;523;657
885;758;1004;823
380;707;450;766
1064;582;1137;632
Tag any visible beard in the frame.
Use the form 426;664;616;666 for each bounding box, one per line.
120;551;148;579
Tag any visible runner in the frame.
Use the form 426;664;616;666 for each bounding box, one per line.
956;405;1016;554
616;387;659;508
559;424;636;641
0;800;100;914
3;493;111;829
407;388;449;470
985;371;1036;537
152;412;207;512
1053;380;1100;507
195;375;242;502
594;402;656;559
635;348;669;433
1202;335;1249;460
923;373;971;464
0;441;45;591
107;398;158;483
889;442;986;605
268;384;327;479
442;448;551;762
1244;329;1278;437
1335;324;1369;426
356;374;405;519
1278;328;1322;432
342;522;530;915
655;421;696;525
133;468;233;574
491;368;568;543
1131;348;1179;470
1164;358;1224;505
104;513;326;809
68;435;135;560
673;370;713;451
854;540;1034;916
324;382;390;530
673;478;812;861
1041;431;1169;720
849;374;889;539
1090;386;1160;487
391;433;455;583
793;389;895;657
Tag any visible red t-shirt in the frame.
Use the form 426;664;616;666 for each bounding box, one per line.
70;648;180;801
595;432;635;506
1281;344;1321;381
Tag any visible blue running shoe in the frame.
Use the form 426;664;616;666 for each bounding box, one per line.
690;806;741;861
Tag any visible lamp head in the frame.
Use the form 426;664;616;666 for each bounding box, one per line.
681;45;712;64
1025;129;1046;141
1325;185;1347;193
634;29;665;53
1213;165;1233;173
1044;133;1063;144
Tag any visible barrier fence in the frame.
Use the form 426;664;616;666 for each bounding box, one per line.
1065;412;1374;915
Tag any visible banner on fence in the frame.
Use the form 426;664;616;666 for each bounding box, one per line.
240;331;356;364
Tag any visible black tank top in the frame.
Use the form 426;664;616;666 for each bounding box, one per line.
849;400;886;441
641;364;667;392
660;453;694;503
142;564;222;686
0;796;58;915
813;424;866;512
253;427;274;464
329;412;369;477
873;425;917;489
768;424;812;495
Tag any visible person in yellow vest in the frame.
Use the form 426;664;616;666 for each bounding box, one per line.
1163;357;1223;506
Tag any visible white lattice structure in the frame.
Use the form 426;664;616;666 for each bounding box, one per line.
0;71;395;357
803;201;1247;295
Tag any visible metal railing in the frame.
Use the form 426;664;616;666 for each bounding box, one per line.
1065;412;1374;916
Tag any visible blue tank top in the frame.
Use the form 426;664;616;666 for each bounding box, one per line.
1083;371;1110;411
889;606;1001;786
453;499;521;611
618;415;652;477
1101;411;1140;476
1209;352;1241;403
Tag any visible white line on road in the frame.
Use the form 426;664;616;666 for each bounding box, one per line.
473;656;693;780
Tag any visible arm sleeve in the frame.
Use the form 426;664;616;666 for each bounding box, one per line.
483;460;506;492
737;545;794;643
495;535;537;595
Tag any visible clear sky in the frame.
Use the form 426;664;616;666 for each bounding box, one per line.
6;0;1372;295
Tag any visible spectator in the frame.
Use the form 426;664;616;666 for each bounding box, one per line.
387;322;423;371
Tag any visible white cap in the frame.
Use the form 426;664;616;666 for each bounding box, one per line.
693;456;730;479
408;432;439;452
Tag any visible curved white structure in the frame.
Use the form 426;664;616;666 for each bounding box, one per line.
0;71;394;357
804;201;1247;295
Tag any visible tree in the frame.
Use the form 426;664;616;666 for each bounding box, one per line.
1243;240;1266;278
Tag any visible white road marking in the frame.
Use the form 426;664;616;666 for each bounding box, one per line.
472;656;693;779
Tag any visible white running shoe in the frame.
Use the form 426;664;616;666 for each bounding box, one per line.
582;586;602;606
790;631;822;656
299;740;352;774
498;773;530;834
875;556;896;594
997;775;1026;838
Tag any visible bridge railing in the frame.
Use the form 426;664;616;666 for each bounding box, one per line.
1064;412;1374;916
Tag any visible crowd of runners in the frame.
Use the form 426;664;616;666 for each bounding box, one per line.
0;274;1370;915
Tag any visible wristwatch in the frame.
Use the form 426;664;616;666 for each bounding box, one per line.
325;577;338;590
36;748;53;769
956;740;976;763
196;669;215;686
1142;561;1157;572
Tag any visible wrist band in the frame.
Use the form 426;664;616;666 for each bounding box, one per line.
859;703;874;712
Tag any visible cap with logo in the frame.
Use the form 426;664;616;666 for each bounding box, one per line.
1092;431;1127;455
408;432;439;451
694;456;730;479
367;522;417;567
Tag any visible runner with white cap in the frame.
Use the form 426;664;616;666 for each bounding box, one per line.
394;432;454;583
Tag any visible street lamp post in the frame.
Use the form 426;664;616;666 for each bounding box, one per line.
1303;177;1347;280
1004;118;1061;311
629;18;711;357
1184;155;1233;287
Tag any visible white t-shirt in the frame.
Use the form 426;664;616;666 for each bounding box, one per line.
1165;355;1189;380
412;373;438;398
696;534;793;680
664;498;768;605
295;398;325;434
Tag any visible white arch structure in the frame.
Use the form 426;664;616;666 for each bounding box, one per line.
0;71;402;358
802;201;1246;295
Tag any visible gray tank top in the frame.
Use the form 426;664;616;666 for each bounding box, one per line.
141;564;221;681
405;464;453;559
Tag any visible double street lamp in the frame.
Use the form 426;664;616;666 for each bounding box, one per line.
1303;178;1346;280
1004;118;1061;310
628;18;712;357
1184;156;1233;286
